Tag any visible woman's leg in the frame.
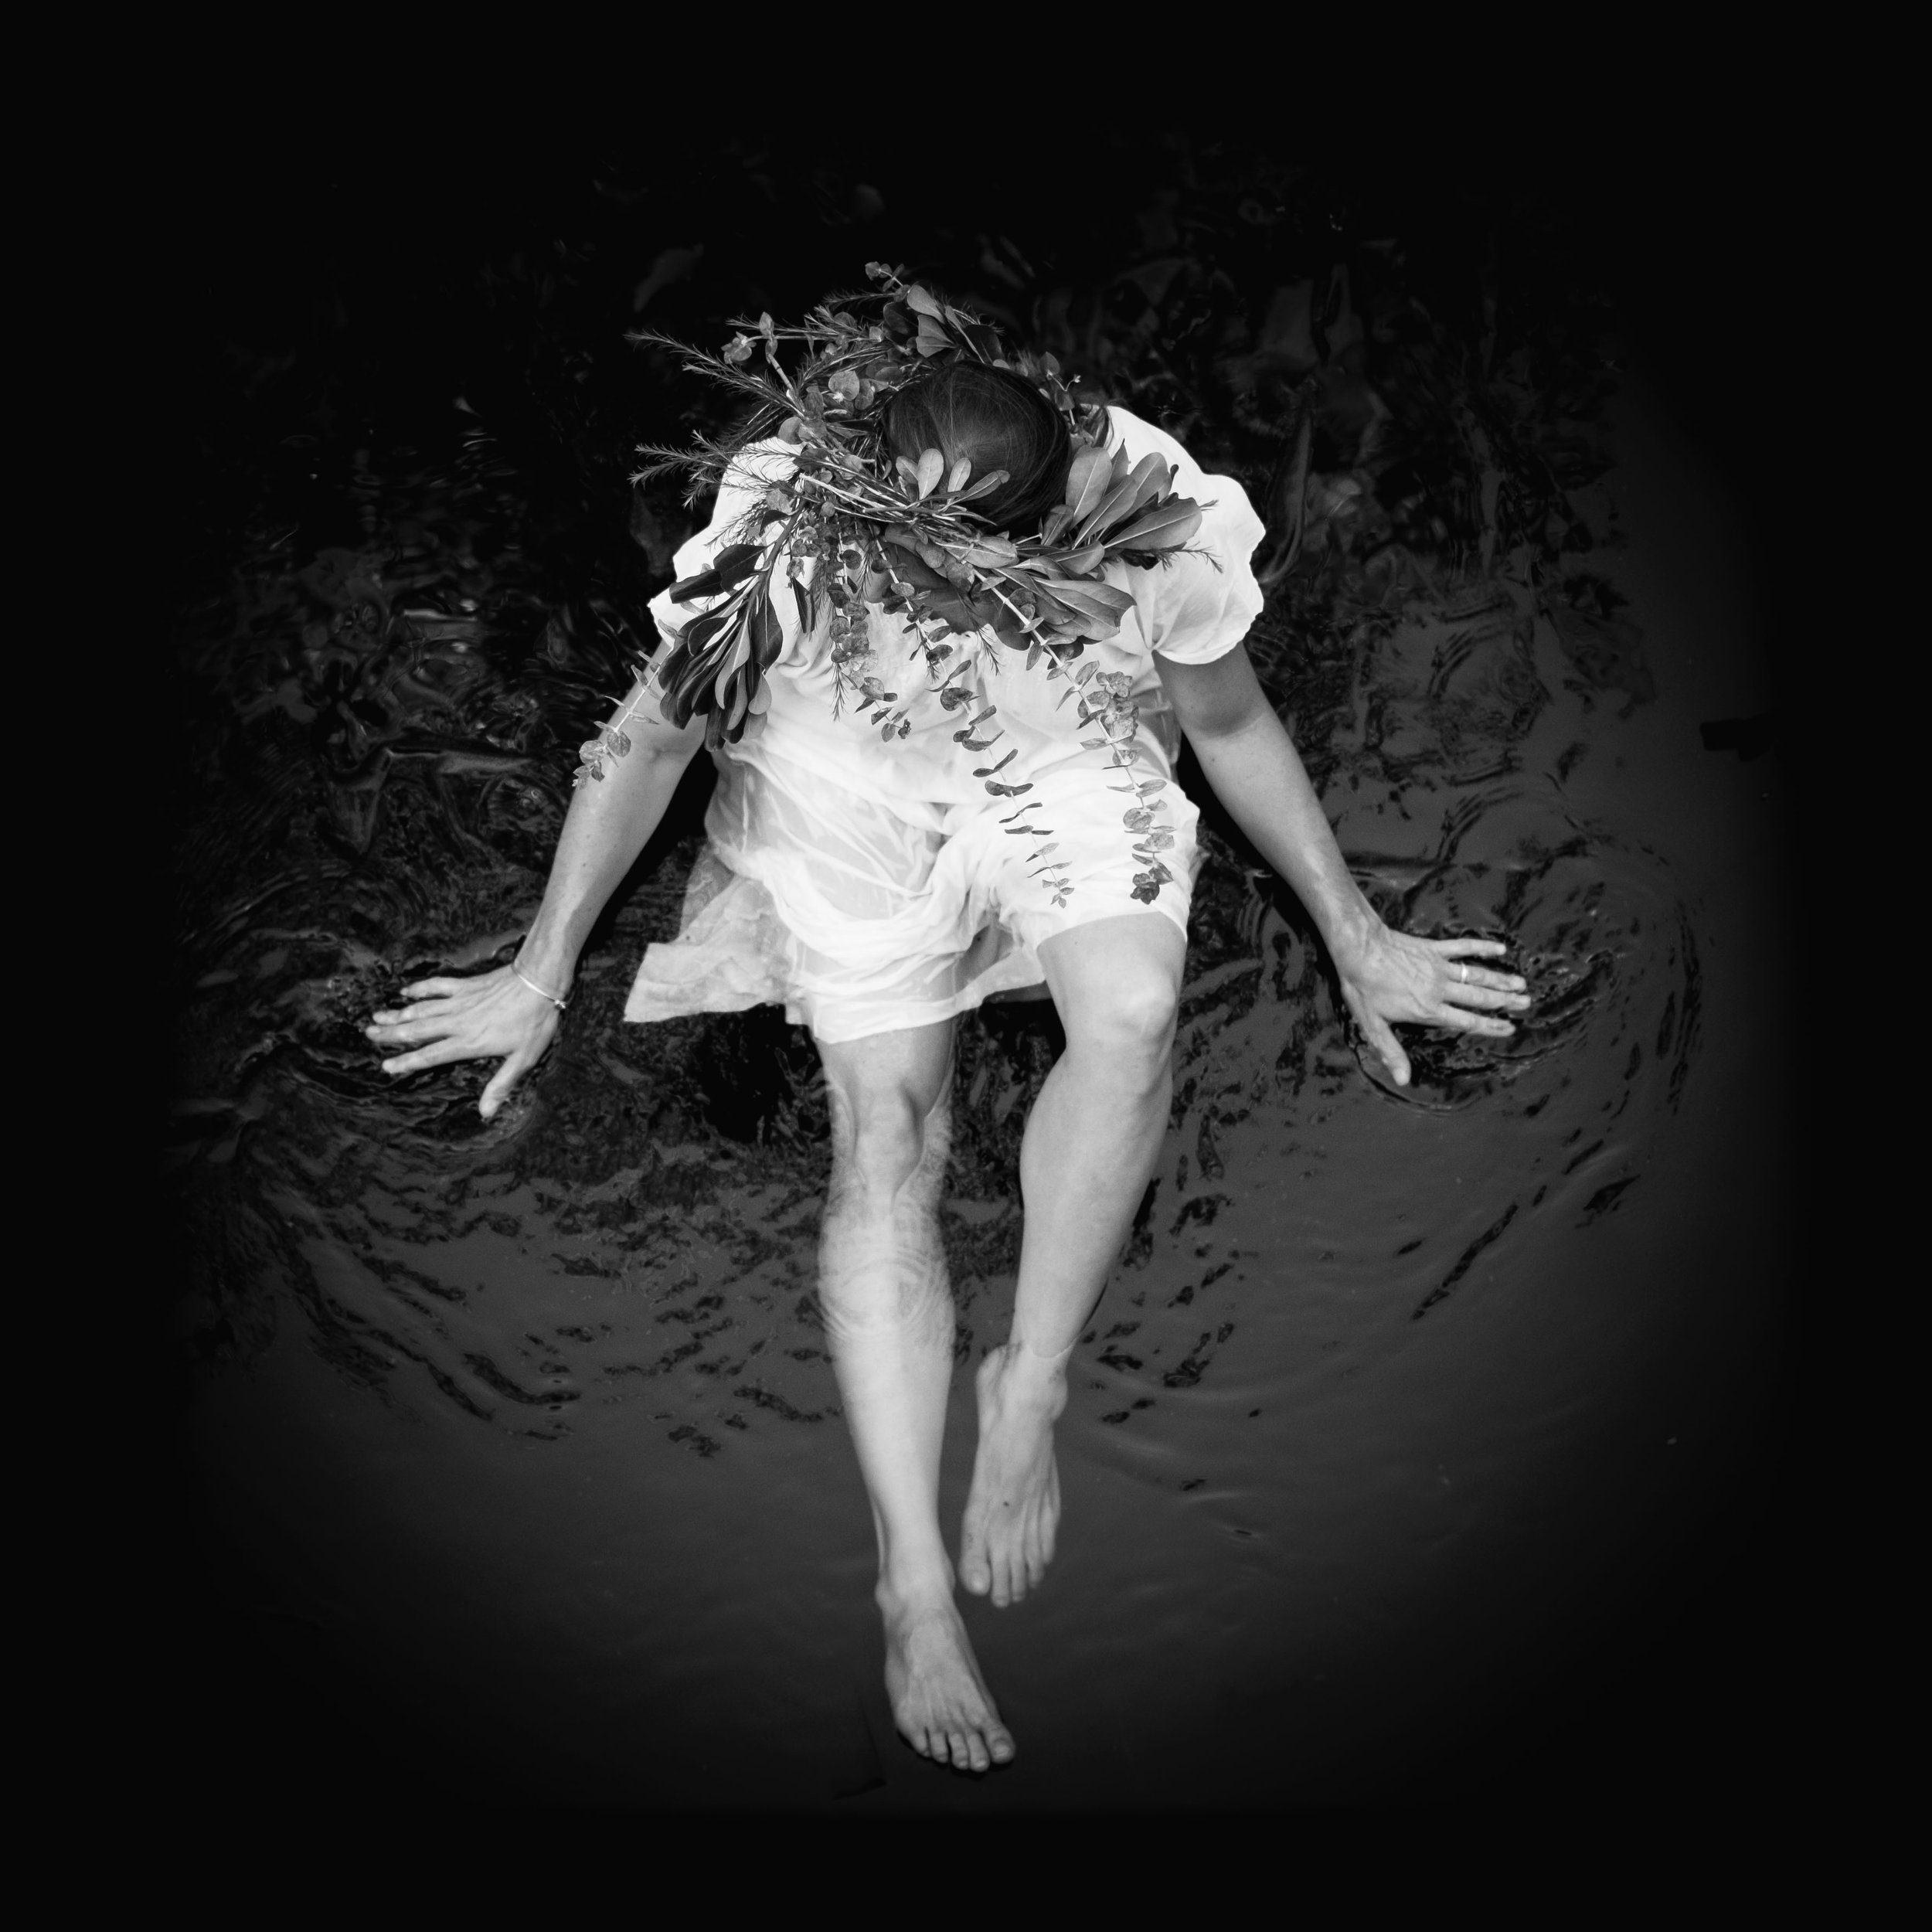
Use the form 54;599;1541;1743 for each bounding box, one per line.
960;912;1186;1606
818;1019;1015;1771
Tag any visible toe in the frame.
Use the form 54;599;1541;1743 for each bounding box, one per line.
959;1529;992;1596
989;1726;1016;1765
965;1731;991;1774
947;1729;971;1770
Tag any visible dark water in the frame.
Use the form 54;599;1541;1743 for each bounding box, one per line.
157;153;1798;1811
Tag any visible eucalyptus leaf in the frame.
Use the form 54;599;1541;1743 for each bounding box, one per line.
916;448;944;498
946;457;973;494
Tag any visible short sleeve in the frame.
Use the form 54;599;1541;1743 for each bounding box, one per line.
1107;408;1267;665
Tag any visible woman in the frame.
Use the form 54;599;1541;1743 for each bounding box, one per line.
366;278;1529;1772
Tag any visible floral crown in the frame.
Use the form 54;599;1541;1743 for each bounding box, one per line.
614;264;1206;906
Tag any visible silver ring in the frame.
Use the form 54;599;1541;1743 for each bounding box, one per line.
1458;963;1468;984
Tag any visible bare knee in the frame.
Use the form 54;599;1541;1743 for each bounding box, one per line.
828;1077;946;1200
1066;964;1178;1073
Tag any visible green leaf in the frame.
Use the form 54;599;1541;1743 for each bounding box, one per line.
916;449;944;498
1063;447;1112;522
1104;500;1202;553
904;284;946;320
750;592;784;668
1039;579;1134;624
957;468;1010;503
1078;454;1169;543
946;457;972;493
973;749;1019;776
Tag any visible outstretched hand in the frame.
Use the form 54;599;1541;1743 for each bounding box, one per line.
365;967;563;1119
1335;925;1530;1087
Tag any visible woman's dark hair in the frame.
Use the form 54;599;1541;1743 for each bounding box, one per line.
883;362;1072;538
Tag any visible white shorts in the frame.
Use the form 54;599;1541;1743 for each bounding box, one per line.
624;748;1201;1044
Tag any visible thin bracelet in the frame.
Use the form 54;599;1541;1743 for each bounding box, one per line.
511;957;570;1012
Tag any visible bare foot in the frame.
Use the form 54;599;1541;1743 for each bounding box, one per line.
960;1343;1067;1607
879;1582;1015;1772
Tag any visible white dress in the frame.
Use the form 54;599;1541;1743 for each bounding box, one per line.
624;406;1266;1043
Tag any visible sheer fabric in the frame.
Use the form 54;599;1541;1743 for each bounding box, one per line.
623;406;1264;1044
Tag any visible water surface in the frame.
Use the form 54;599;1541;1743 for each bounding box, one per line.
163;176;1791;1809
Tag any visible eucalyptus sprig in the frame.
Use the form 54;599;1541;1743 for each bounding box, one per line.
617;264;1208;902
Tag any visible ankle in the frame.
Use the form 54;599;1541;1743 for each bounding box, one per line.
876;1556;954;1615
991;1338;1071;1407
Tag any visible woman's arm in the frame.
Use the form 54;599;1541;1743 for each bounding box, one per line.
1157;644;1529;1085
365;676;705;1117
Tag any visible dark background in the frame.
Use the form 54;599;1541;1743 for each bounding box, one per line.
98;124;1859;1821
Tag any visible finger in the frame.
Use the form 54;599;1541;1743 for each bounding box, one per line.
366;1018;456;1046
369;998;454;1025
1361;1010;1410;1086
1430;938;1512;959
1428;1008;1517;1038
1434;948;1529;995
380;1041;484;1076
1440;981;1526;1012
1451;965;1530;998
479;1046;539;1119
398;975;471;998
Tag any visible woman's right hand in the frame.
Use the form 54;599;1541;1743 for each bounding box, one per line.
366;966;564;1119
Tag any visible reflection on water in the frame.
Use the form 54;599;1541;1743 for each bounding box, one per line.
164;170;1778;1807
170;472;1699;1445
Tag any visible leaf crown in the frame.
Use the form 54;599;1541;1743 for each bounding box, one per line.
629;263;1208;747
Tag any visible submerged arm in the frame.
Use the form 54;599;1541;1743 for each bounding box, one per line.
366;675;704;1116
1157;644;1529;1085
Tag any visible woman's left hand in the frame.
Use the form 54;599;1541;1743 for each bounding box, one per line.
1334;924;1530;1087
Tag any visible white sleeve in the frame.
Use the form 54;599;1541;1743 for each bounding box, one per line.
645;441;798;651
1107;408;1268;665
